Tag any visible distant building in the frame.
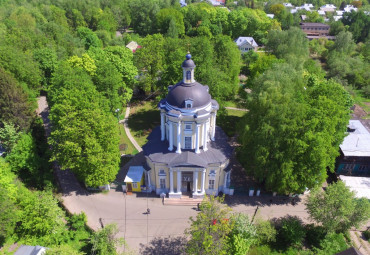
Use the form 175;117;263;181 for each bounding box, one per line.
266;14;275;19
234;37;258;53
209;0;225;6
336;120;370;177
344;5;358;12
179;0;187;7
283;3;294;8
126;41;141;53
299;22;335;40
14;245;47;255
319;4;337;12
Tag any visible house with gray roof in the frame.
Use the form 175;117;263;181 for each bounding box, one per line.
336;120;370;176
234;36;258;53
142;54;232;199
14;245;47;255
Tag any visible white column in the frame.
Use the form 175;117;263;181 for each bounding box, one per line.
200;169;206;194
211;113;216;141
203;121;208;151
193;171;198;194
176;121;182;154
168;121;173;151
161;112;165;141
170;169;174;193
147;170;151;191
177;170;182;194
224;172;228;188
195;124;200;154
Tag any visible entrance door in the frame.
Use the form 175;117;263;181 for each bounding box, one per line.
187;182;191;192
127;183;132;192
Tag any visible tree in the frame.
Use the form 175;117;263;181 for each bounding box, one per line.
238;65;352;194
156;8;185;37
77;26;103;50
0;68;35;131
46;245;84;255
134;34;165;94
276;216;306;248
49;67;120;187
185;196;233;255
228;214;257;255
306;181;370;233
0;122;20;153
90;223;125;255
129;0;160;36
167;18;179;38
266;27;309;67
16;190;67;245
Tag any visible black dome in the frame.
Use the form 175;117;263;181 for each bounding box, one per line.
182;59;195;68
166;81;211;108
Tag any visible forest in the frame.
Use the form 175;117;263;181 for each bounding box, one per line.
0;0;369;254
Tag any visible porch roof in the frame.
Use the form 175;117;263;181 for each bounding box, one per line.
124;166;144;183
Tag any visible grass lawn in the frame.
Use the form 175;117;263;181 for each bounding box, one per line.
218;108;247;137
118;124;138;155
352;89;370;119
127;101;160;147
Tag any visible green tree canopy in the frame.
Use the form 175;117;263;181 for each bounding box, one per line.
0;68;35;131
306;181;370;233
185;196;233;255
238;65;352;194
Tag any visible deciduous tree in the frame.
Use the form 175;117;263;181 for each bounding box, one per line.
185;196;233;255
306;181;370;233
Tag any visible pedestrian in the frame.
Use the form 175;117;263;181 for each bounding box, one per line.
147;208;150;214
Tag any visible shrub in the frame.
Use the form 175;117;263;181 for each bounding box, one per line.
276;216;306;249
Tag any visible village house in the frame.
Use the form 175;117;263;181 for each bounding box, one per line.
299;22;335;40
234;36;258;53
336;120;370;177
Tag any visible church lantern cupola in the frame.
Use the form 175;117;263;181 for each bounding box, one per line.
182;53;195;84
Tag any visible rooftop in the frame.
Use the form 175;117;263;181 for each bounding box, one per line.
340;120;370;157
143;126;233;168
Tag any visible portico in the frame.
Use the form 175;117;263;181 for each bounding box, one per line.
168;168;206;198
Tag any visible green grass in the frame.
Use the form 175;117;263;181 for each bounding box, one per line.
118;124;137;155
127;101;160;147
352;89;370;119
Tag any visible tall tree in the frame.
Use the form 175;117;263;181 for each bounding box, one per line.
0;68;34;131
306;181;370;233
238;65;352;194
185;196;233;255
49;65;120;187
129;0;160;36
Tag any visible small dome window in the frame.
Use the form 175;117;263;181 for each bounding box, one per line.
185;99;193;109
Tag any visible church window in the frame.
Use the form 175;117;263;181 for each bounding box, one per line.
159;170;166;176
132;182;138;189
160;178;166;189
185;137;192;149
209;180;215;190
185;99;193;108
186;70;191;80
185;124;192;131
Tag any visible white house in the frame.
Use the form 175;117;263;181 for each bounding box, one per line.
142;54;233;199
344;5;358;12
234;37;258;53
283;3;294;8
319;4;337;12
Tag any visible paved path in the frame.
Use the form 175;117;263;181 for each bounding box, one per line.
225;106;248;112
119;106;142;152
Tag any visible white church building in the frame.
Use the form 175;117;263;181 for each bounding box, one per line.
142;54;232;199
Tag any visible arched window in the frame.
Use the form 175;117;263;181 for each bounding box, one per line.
186;70;191;80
